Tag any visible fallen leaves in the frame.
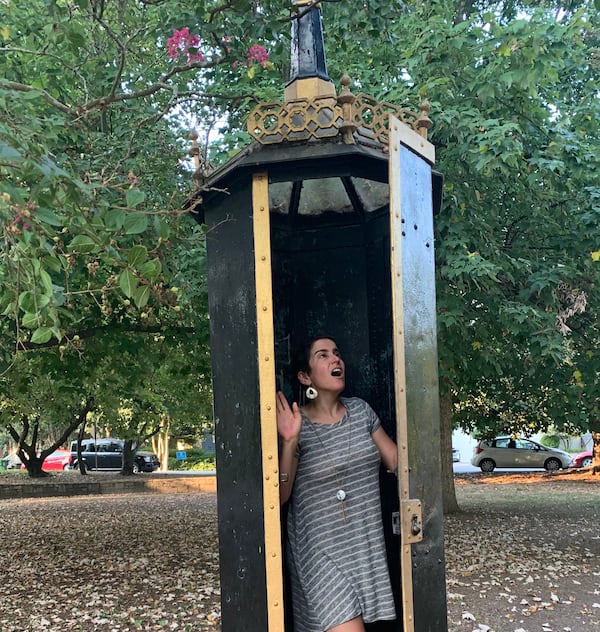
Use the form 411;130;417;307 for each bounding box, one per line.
446;474;600;632
0;471;598;632
0;493;221;631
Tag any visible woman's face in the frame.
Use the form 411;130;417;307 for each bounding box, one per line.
302;338;345;393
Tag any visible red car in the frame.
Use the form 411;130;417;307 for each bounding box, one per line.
571;450;593;468
20;449;72;471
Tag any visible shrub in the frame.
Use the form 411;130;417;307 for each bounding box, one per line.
168;447;215;471
540;434;560;449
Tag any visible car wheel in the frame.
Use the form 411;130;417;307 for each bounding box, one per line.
544;457;562;472
479;458;495;473
133;462;140;474
581;456;593;467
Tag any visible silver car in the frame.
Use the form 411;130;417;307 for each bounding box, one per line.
471;436;572;472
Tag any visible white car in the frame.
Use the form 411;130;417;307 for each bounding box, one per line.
471;436;572;472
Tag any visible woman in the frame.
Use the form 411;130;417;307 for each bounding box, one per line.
277;336;398;632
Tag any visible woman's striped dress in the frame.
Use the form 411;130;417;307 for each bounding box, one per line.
286;397;396;631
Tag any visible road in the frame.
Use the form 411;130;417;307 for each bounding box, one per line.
453;461;554;474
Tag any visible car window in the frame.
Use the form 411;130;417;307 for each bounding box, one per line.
109;443;122;453
518;440;538;450
494;438;510;448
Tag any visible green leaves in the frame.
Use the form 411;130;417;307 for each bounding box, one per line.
67;235;98;254
119;246;162;308
125;189;146;209
123;213;148;235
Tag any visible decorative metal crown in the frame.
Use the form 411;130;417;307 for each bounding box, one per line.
247;75;432;147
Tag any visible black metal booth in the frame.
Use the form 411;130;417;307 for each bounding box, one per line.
189;4;447;631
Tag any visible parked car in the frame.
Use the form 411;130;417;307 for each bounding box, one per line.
571;450;593;468
452;447;461;463
41;449;73;471
70;439;160;473
20;449;72;471
0;453;22;470
471;436;572;472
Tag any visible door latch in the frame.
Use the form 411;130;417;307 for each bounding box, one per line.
400;499;423;543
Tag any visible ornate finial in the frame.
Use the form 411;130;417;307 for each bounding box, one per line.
247;8;435;149
416;99;432;139
337;75;356;145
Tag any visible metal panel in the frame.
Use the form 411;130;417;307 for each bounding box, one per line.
204;182;269;631
389;116;448;632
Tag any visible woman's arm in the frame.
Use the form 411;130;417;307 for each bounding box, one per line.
276;391;302;504
372;425;398;473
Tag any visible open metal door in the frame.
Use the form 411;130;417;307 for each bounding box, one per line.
389;116;448;632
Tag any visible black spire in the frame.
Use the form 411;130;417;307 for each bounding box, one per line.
289;2;331;83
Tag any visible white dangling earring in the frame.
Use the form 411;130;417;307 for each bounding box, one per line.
306;385;318;400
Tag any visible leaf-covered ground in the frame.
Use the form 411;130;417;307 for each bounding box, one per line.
0;491;221;631
447;469;600;632
0;470;597;631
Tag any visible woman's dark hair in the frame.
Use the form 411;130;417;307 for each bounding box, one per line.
291;334;338;378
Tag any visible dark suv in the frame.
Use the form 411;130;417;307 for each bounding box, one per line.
70;438;160;473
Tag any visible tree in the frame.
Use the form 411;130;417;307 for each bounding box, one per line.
318;0;600;501
1;0;245;467
2;1;598;494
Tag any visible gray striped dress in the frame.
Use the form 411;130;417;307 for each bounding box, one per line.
286;397;396;631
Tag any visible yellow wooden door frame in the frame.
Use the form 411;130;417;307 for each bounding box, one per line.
252;172;285;631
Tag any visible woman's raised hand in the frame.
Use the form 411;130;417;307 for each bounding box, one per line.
276;391;302;442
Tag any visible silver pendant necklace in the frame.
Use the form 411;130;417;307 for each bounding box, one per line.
307;406;352;521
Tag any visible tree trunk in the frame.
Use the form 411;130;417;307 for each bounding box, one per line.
440;391;460;514
592;430;600;476
76;423;87;475
19;450;49;478
152;418;170;471
7;417;49;478
121;439;136;475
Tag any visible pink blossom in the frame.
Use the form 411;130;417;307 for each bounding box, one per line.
167;27;205;64
247;44;269;68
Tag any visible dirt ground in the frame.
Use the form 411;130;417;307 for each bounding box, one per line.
0;469;597;631
447;468;600;632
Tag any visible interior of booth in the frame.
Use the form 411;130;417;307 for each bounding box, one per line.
270;176;403;631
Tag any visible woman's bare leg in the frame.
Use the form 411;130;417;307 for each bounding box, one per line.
327;615;366;632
